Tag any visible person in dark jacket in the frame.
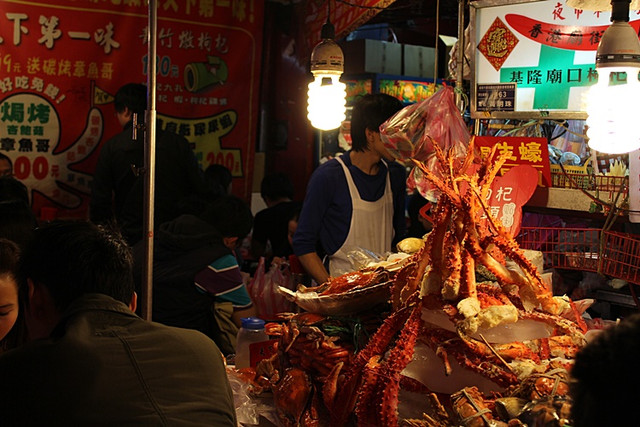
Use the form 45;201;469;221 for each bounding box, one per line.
90;83;207;245
570;313;640;427
0;221;237;425
134;195;256;355
251;172;301;262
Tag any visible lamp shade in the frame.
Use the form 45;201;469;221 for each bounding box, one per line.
596;21;640;68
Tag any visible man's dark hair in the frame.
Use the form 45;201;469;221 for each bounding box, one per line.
20;221;135;311
0;238;23;351
570;313;640;426
204;164;232;197
199;195;253;240
114;83;147;116
0;176;28;204
350;93;403;152
0;175;37;250
260;172;293;201
0;152;12;176
0;200;37;250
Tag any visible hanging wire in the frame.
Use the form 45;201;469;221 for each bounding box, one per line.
434;0;440;81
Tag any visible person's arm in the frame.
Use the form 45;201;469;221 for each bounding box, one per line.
293;160;351;284
297;252;330;285
231;305;257;329
195;253;255;325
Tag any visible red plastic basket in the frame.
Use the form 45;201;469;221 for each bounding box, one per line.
516;227;640;285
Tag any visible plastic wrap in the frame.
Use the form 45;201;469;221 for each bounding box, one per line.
226;367;279;426
380;85;471;202
247;257;297;319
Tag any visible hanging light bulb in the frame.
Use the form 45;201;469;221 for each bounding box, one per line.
307;12;347;131
585;0;640;154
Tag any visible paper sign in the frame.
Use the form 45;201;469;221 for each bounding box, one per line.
475;136;552;187
487;165;539;236
249;339;278;368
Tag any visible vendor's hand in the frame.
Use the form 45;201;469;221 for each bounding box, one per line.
271;256;286;267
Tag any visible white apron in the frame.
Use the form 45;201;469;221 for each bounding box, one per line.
328;156;394;276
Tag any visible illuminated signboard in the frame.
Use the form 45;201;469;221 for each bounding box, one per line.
470;0;638;119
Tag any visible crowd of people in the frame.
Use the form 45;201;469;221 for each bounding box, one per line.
0;83;633;425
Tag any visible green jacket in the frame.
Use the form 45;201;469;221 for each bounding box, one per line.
0;293;237;426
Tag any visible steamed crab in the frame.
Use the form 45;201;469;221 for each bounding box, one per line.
298;266;391;296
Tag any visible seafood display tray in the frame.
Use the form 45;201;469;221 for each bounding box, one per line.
278;280;393;315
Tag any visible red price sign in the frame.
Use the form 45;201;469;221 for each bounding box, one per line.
475;136;552;187
249;339;278;368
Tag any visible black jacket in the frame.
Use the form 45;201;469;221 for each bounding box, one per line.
0;294;237;426
90;122;207;245
133;215;233;353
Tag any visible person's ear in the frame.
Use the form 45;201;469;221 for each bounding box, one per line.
129;291;137;313
116;107;132;127
25;279;60;340
365;128;376;144
27;278;47;316
223;236;238;250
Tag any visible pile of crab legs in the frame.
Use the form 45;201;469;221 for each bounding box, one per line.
251;137;588;427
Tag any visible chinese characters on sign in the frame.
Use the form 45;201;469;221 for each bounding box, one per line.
472;0;640;116
482;164;540;237
476;83;516;112
475;136;552;187
0;0;264;219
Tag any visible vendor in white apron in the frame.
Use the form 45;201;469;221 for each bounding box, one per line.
328;156;394;276
292;94;406;285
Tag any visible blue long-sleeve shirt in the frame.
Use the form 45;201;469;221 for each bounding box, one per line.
293;152;406;258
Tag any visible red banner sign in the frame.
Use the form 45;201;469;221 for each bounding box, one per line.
475;136;552;187
0;0;263;219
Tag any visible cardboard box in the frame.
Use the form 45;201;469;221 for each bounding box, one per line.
342;39;402;75
403;44;436;78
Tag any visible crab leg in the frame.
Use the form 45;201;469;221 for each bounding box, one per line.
327;304;414;426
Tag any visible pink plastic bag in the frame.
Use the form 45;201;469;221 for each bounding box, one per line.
247;257;297;320
380;85;471;202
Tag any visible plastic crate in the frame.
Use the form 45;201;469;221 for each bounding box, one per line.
516;227;640;285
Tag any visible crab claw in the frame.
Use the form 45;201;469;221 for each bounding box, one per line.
322;361;344;410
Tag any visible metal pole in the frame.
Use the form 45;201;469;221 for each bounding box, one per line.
434;0;440;82
141;0;157;321
455;0;466;111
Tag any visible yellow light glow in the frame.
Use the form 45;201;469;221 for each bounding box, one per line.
586;67;640;154
307;74;347;131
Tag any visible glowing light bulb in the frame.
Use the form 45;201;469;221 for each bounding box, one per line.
307;74;347;131
586;67;640;154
